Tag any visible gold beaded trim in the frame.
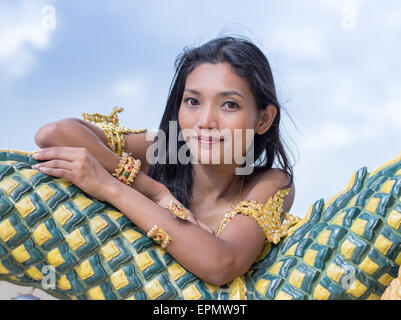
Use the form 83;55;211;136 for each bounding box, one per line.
168;200;191;220
82;107;147;156
216;187;300;244
147;225;172;249
216;210;237;237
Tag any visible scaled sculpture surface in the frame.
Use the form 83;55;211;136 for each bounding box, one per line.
0;149;400;300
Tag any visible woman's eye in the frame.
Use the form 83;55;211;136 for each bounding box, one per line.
224;101;239;110
184;97;199;106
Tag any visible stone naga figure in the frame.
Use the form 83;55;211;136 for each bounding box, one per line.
0;146;400;300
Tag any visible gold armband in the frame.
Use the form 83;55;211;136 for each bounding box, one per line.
82;107;147;156
167;200;191;220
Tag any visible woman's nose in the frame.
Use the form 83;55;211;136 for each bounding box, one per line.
197;104;218;129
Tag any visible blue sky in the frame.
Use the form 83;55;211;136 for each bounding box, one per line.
0;0;400;218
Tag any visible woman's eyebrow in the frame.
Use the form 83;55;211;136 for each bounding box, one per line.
219;91;246;101
184;89;246;101
184;89;201;95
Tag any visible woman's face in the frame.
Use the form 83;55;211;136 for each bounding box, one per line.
178;62;260;166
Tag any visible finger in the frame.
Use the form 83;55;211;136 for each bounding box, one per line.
32;147;85;162
33;159;74;171
37;166;72;180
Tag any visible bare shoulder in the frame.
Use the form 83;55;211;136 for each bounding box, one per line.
214;169;296;282
243;168;295;212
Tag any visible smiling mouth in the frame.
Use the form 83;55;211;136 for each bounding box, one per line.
195;136;224;144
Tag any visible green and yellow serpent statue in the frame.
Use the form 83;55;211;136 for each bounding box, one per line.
0;148;400;300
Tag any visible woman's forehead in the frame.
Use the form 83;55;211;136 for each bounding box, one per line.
185;62;252;97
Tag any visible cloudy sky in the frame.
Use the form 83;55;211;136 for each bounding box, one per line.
0;0;400;218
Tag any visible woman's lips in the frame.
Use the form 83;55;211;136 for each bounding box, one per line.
196;136;224;144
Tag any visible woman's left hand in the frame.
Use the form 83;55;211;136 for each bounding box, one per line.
32;147;116;202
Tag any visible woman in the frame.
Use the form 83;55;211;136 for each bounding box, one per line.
33;36;299;286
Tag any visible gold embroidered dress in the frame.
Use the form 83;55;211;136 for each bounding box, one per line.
216;187;299;243
213;187;300;299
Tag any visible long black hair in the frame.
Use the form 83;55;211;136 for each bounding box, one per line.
148;36;295;207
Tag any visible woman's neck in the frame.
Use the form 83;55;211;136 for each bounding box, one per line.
191;163;243;204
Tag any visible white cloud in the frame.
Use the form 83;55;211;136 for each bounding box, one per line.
0;1;53;78
299;122;356;153
362;85;401;135
109;1;280;46
113;76;148;102
112;76;151;112
268;26;328;62
113;77;147;98
314;0;365;11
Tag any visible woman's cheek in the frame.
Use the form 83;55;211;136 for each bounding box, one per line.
231;129;255;165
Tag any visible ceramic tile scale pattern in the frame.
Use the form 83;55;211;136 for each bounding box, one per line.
0;149;400;300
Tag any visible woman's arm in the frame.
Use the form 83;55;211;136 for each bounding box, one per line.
35;118;119;173
34;118;163;203
104;180;254;286
33;147;269;286
35;119;215;234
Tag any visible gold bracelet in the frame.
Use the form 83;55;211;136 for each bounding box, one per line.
146;225;172;249
112;153;130;178
168;200;191;220
112;153;141;186
119;156;136;184
147;225;158;238
125;158;141;186
112;153;135;181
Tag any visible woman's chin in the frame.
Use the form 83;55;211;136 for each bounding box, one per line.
190;153;230;165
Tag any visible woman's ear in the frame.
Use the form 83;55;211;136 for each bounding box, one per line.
255;104;277;135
